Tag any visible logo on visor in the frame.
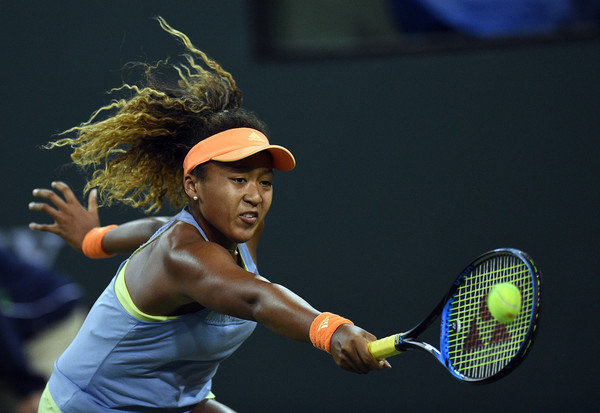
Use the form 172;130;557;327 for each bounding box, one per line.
248;131;266;143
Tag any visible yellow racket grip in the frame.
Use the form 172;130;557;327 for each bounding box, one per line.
368;334;402;359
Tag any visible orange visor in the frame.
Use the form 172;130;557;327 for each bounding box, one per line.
183;128;296;175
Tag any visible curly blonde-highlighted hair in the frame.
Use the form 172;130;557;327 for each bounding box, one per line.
48;16;267;213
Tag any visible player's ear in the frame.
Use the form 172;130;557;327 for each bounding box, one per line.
184;174;200;202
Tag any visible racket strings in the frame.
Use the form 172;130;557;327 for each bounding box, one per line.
444;254;535;380
450;270;532;312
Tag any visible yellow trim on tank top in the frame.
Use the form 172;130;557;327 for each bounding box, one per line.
115;261;179;322
39;382;215;412
116;246;248;322
38;384;61;413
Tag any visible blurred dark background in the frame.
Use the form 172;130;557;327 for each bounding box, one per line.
2;1;599;411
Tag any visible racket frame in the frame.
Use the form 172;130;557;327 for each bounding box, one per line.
370;248;541;384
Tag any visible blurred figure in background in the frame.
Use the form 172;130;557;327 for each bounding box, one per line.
0;245;84;413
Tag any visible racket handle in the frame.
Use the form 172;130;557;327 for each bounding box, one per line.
368;334;402;359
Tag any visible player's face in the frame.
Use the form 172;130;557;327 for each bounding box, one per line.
193;152;274;247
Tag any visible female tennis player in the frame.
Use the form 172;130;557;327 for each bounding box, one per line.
28;17;387;413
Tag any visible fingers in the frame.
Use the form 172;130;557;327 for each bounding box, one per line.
355;341;391;373
28;199;60;222
364;348;392;370
332;325;392;374
28;181;88;232
31;186;68;210
29;183;70;224
355;330;391;371
87;188;98;215
31;181;81;207
351;345;378;374
338;346;385;374
332;326;391;374
28;181;101;252
28;221;59;234
52;181;79;205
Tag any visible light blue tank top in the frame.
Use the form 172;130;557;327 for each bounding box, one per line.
47;209;257;412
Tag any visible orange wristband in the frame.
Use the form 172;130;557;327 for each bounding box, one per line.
309;312;354;353
81;225;118;258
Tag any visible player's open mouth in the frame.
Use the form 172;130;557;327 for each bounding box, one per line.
239;212;258;224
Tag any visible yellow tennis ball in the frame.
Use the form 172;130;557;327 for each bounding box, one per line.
487;283;522;324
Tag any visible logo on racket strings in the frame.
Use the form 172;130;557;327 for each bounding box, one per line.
461;292;517;352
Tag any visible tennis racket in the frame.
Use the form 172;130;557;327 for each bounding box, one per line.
368;248;541;384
